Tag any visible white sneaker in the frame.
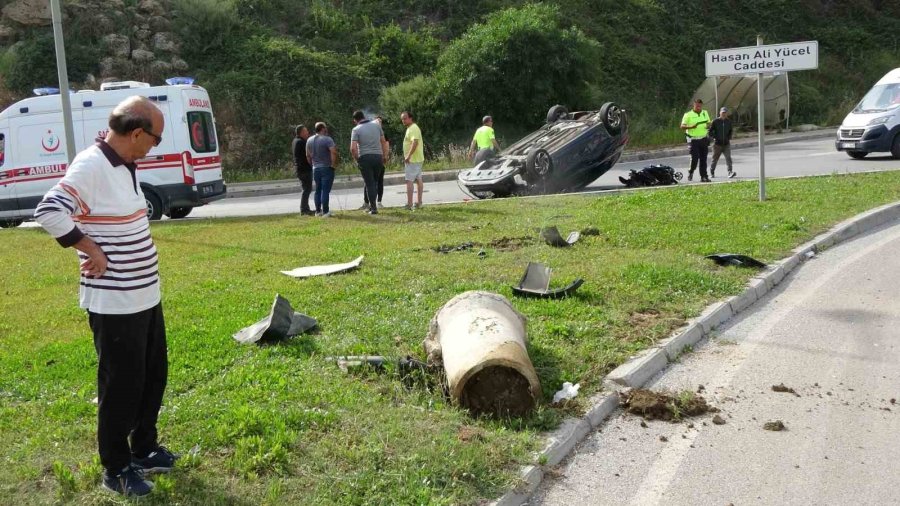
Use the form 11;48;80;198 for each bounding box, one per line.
321;212;332;217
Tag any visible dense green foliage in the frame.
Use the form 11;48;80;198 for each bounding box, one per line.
4;172;900;503
0;0;898;176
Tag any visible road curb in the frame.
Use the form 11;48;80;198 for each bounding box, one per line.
225;129;837;199
490;197;900;506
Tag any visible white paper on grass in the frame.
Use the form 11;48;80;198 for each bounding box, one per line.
552;382;581;404
281;255;364;278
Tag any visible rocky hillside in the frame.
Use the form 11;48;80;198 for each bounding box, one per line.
1;0;898;177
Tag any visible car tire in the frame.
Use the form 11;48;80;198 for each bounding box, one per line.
525;148;553;182
599;102;624;135
166;206;193;219
846;150;868;160
143;189;163;221
891;134;900;159
0;218;23;228
546;105;568;124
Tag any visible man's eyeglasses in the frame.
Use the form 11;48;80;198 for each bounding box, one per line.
142;128;162;146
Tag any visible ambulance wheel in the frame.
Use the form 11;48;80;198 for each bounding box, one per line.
143;190;163;221
846;151;868;160
0;219;23;228
166;207;193;219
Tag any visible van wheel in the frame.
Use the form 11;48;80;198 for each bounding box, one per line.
0;219;23;228
846;150;868;159
892;134;900;159
143;190;163;221
165;207;193;219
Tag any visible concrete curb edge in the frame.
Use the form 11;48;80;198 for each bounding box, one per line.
490;198;900;506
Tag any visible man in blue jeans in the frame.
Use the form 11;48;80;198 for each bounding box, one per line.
306;122;338;217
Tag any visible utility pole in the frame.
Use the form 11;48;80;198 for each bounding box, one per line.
756;35;766;202
50;0;76;164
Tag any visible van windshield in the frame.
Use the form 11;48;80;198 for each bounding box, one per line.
853;83;900;113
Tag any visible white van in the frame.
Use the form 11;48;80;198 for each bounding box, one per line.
0;79;226;227
835;68;900;159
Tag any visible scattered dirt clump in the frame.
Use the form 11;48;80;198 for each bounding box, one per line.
488;236;533;251
712;414;726;425
772;383;800;397
620;388;715;421
763;420;786;431
457;426;486;443
432;241;479;254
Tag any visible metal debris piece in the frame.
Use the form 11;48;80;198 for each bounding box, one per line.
327;355;386;373
281;255;364;278
511;262;584;299
233;294;317;344
705;253;767;268
541;226;580;247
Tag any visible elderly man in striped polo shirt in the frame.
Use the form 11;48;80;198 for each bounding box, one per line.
35;96;177;497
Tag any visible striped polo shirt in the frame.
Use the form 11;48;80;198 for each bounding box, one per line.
34;141;160;315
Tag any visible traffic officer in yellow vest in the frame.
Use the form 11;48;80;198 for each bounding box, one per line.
680;98;712;182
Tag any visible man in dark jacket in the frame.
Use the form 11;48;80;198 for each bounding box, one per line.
709;107;735;178
292;125;315;215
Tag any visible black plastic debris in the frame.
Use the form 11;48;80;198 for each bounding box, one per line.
619;164;682;187
233;294;317;344
581;227;601;236
512;262;584;299
706;253;767;269
541;226;580;247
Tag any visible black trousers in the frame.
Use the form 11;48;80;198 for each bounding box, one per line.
296;168;313;211
689;138;709;178
357;154;383;211
363;164;385;204
89;303;168;472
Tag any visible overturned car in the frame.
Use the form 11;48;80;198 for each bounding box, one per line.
458;103;628;198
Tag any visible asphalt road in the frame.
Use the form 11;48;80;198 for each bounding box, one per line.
530;219;900;506
187;137;899;219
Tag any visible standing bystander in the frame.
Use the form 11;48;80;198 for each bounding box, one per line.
292;124;315;215
33;96;178;497
401;111;425;210
709;107;735;178
468;115;501;164
361;116;389;209
680;99;712;182
307;122;338;217
350;110;389;215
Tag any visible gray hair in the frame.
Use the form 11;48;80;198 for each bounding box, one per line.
108;96;156;135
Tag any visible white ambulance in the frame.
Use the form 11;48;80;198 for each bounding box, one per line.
0;78;227;227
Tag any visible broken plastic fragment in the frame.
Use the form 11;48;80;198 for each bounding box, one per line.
705;253;767;268
552;382;581;404
511;262;584;299
281;255;363;278
233;294;317;344
541;226;580;247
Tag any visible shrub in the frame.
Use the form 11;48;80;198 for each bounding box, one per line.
4;34;99;93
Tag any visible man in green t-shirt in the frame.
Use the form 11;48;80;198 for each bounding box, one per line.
468;115;501;164
401;111;425;210
680;98;712;182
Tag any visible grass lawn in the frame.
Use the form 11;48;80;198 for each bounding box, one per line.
2;172;900;504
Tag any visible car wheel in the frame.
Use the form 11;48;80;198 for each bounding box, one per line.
674;171;683;181
0;218;23;228
891;134;900;159
143;189;163;221
846;150;868;160
525;148;554;182
599;102;624;135
546;105;568;124
165;206;193;219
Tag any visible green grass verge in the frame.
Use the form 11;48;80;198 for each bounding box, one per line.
2;172;900;504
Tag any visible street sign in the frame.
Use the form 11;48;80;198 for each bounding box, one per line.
705;41;818;77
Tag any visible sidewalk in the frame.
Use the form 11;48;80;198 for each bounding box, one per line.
226;128;838;199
